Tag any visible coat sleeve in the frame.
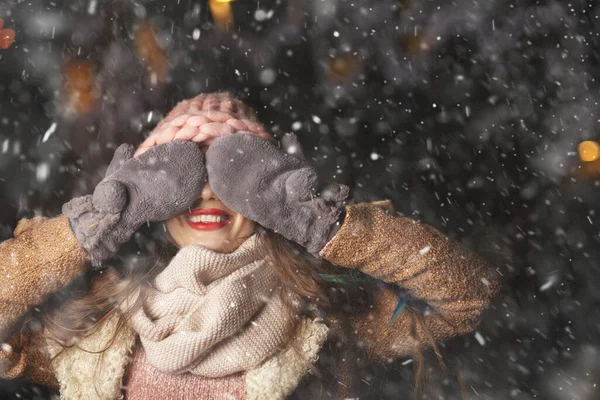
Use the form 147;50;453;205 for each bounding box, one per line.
0;216;89;387
319;202;501;362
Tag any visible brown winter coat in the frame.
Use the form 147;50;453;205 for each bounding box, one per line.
0;201;501;396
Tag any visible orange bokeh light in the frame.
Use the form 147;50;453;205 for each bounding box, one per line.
209;0;234;31
64;60;98;114
579;141;600;162
134;21;168;87
0;18;16;49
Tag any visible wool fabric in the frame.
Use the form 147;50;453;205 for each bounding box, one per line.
120;234;300;377
126;347;245;400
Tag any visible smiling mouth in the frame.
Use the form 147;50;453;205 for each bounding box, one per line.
184;208;232;230
186;214;230;223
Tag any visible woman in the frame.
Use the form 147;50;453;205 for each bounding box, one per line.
0;93;500;399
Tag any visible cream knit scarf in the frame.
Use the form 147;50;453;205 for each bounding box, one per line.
120;234;300;377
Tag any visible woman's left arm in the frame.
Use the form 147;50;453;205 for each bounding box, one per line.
205;133;501;359
320;202;502;360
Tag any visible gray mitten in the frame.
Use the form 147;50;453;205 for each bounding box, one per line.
63;141;206;267
205;133;349;255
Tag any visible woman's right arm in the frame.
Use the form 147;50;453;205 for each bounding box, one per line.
0;216;89;341
0;141;206;386
0;216;89;385
0;141;205;336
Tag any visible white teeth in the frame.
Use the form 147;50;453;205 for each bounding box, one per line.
188;215;227;223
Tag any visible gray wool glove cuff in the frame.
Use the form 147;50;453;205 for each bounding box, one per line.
63;141;206;268
206;133;349;256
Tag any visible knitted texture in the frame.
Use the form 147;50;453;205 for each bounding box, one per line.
135;92;274;156
121;234;300;377
126;346;245;400
126;318;327;400
245;318;329;400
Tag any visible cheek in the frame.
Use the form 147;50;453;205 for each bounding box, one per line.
165;217;180;245
232;214;255;237
165;217;179;235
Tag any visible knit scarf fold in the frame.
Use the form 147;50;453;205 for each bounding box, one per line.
120;234;300;377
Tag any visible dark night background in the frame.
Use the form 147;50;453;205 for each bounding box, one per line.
1;0;600;399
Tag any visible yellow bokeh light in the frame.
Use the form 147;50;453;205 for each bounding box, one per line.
579;141;600;162
209;0;234;31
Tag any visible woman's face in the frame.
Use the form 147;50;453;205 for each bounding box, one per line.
166;183;255;253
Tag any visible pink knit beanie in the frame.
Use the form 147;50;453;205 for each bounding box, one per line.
135;92;274;156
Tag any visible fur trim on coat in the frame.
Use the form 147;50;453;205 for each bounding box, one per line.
47;312;137;400
46;313;328;400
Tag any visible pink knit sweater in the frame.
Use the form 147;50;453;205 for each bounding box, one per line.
125;343;246;400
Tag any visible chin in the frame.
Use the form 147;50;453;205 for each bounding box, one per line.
196;241;228;253
175;232;238;253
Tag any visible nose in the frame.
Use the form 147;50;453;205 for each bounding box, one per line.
200;183;219;201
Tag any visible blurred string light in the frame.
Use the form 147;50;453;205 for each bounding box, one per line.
209;0;235;32
63;60;98;114
578;141;600;162
134;21;168;87
0;18;16;49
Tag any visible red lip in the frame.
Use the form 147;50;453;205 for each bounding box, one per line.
185;208;232;231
